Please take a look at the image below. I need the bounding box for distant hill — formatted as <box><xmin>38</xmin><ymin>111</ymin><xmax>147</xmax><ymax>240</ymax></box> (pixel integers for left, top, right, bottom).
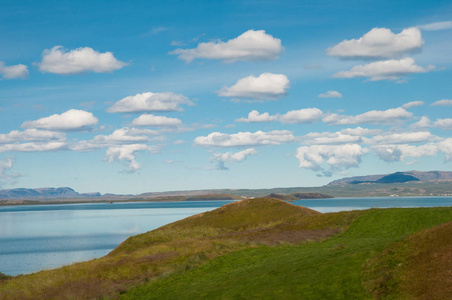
<box><xmin>0</xmin><ymin>187</ymin><xmax>101</xmax><ymax>199</ymax></box>
<box><xmin>266</xmin><ymin>192</ymin><xmax>334</xmax><ymax>201</ymax></box>
<box><xmin>328</xmin><ymin>171</ymin><xmax>452</xmax><ymax>185</ymax></box>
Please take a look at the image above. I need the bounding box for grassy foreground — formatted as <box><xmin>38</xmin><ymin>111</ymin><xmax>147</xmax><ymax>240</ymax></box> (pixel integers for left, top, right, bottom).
<box><xmin>0</xmin><ymin>198</ymin><xmax>451</xmax><ymax>299</ymax></box>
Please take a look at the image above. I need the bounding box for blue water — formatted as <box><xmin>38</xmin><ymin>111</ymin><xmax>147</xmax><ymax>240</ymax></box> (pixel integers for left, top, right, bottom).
<box><xmin>0</xmin><ymin>197</ymin><xmax>451</xmax><ymax>276</ymax></box>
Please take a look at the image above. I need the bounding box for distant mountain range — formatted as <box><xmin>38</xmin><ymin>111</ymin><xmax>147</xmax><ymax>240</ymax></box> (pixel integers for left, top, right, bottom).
<box><xmin>328</xmin><ymin>171</ymin><xmax>452</xmax><ymax>185</ymax></box>
<box><xmin>0</xmin><ymin>187</ymin><xmax>101</xmax><ymax>199</ymax></box>
<box><xmin>1</xmin><ymin>170</ymin><xmax>452</xmax><ymax>201</ymax></box>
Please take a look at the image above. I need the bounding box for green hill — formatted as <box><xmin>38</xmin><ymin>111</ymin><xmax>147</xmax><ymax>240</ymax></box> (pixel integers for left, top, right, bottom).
<box><xmin>1</xmin><ymin>198</ymin><xmax>451</xmax><ymax>299</ymax></box>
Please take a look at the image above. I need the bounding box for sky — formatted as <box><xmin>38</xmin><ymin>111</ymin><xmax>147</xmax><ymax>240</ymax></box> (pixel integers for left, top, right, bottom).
<box><xmin>0</xmin><ymin>0</ymin><xmax>452</xmax><ymax>194</ymax></box>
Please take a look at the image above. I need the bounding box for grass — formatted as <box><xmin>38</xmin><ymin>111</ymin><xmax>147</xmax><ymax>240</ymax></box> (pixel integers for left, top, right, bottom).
<box><xmin>122</xmin><ymin>207</ymin><xmax>452</xmax><ymax>299</ymax></box>
<box><xmin>1</xmin><ymin>198</ymin><xmax>451</xmax><ymax>299</ymax></box>
<box><xmin>363</xmin><ymin>221</ymin><xmax>452</xmax><ymax>299</ymax></box>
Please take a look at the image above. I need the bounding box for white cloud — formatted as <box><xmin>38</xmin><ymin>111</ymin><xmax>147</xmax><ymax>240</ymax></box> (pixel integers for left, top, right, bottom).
<box><xmin>296</xmin><ymin>144</ymin><xmax>366</xmax><ymax>176</ymax></box>
<box><xmin>170</xmin><ymin>30</ymin><xmax>282</xmax><ymax>62</ymax></box>
<box><xmin>0</xmin><ymin>129</ymin><xmax>65</xmax><ymax>144</ymax></box>
<box><xmin>433</xmin><ymin>118</ymin><xmax>452</xmax><ymax>130</ymax></box>
<box><xmin>373</xmin><ymin>144</ymin><xmax>439</xmax><ymax>162</ymax></box>
<box><xmin>108</xmin><ymin>92</ymin><xmax>193</xmax><ymax>113</ymax></box>
<box><xmin>318</xmin><ymin>91</ymin><xmax>342</xmax><ymax>98</ymax></box>
<box><xmin>365</xmin><ymin>131</ymin><xmax>439</xmax><ymax>145</ymax></box>
<box><xmin>212</xmin><ymin>148</ymin><xmax>258</xmax><ymax>162</ymax></box>
<box><xmin>22</xmin><ymin>109</ymin><xmax>98</xmax><ymax>131</ymax></box>
<box><xmin>105</xmin><ymin>144</ymin><xmax>160</xmax><ymax>173</ymax></box>
<box><xmin>70</xmin><ymin>127</ymin><xmax>159</xmax><ymax>151</ymax></box>
<box><xmin>0</xmin><ymin>142</ymin><xmax>67</xmax><ymax>153</ymax></box>
<box><xmin>280</xmin><ymin>108</ymin><xmax>323</xmax><ymax>124</ymax></box>
<box><xmin>402</xmin><ymin>101</ymin><xmax>424</xmax><ymax>109</ymax></box>
<box><xmin>211</xmin><ymin>148</ymin><xmax>257</xmax><ymax>170</ymax></box>
<box><xmin>131</xmin><ymin>114</ymin><xmax>182</xmax><ymax>126</ymax></box>
<box><xmin>373</xmin><ymin>146</ymin><xmax>403</xmax><ymax>162</ymax></box>
<box><xmin>38</xmin><ymin>46</ymin><xmax>127</xmax><ymax>75</ymax></box>
<box><xmin>333</xmin><ymin>58</ymin><xmax>434</xmax><ymax>81</ymax></box>
<box><xmin>327</xmin><ymin>27</ymin><xmax>423</xmax><ymax>59</ymax></box>
<box><xmin>411</xmin><ymin>116</ymin><xmax>431</xmax><ymax>129</ymax></box>
<box><xmin>431</xmin><ymin>99</ymin><xmax>452</xmax><ymax>106</ymax></box>
<box><xmin>339</xmin><ymin>127</ymin><xmax>382</xmax><ymax>136</ymax></box>
<box><xmin>0</xmin><ymin>62</ymin><xmax>29</xmax><ymax>79</ymax></box>
<box><xmin>418</xmin><ymin>21</ymin><xmax>452</xmax><ymax>31</ymax></box>
<box><xmin>300</xmin><ymin>132</ymin><xmax>362</xmax><ymax>145</ymax></box>
<box><xmin>93</xmin><ymin>128</ymin><xmax>154</xmax><ymax>144</ymax></box>
<box><xmin>235</xmin><ymin>110</ymin><xmax>278</xmax><ymax>123</ymax></box>
<box><xmin>217</xmin><ymin>73</ymin><xmax>289</xmax><ymax>101</ymax></box>
<box><xmin>194</xmin><ymin>130</ymin><xmax>295</xmax><ymax>148</ymax></box>
<box><xmin>323</xmin><ymin>107</ymin><xmax>412</xmax><ymax>125</ymax></box>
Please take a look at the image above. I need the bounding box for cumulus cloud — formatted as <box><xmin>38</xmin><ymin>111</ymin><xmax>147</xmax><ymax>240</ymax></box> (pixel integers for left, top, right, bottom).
<box><xmin>365</xmin><ymin>131</ymin><xmax>439</xmax><ymax>145</ymax></box>
<box><xmin>431</xmin><ymin>99</ymin><xmax>452</xmax><ymax>106</ymax></box>
<box><xmin>433</xmin><ymin>118</ymin><xmax>452</xmax><ymax>130</ymax></box>
<box><xmin>339</xmin><ymin>127</ymin><xmax>382</xmax><ymax>136</ymax></box>
<box><xmin>373</xmin><ymin>144</ymin><xmax>439</xmax><ymax>162</ymax></box>
<box><xmin>170</xmin><ymin>30</ymin><xmax>282</xmax><ymax>62</ymax></box>
<box><xmin>235</xmin><ymin>110</ymin><xmax>278</xmax><ymax>123</ymax></box>
<box><xmin>22</xmin><ymin>109</ymin><xmax>98</xmax><ymax>131</ymax></box>
<box><xmin>327</xmin><ymin>27</ymin><xmax>423</xmax><ymax>59</ymax></box>
<box><xmin>402</xmin><ymin>101</ymin><xmax>424</xmax><ymax>109</ymax></box>
<box><xmin>194</xmin><ymin>130</ymin><xmax>295</xmax><ymax>147</ymax></box>
<box><xmin>374</xmin><ymin>146</ymin><xmax>403</xmax><ymax>162</ymax></box>
<box><xmin>333</xmin><ymin>58</ymin><xmax>434</xmax><ymax>81</ymax></box>
<box><xmin>0</xmin><ymin>142</ymin><xmax>67</xmax><ymax>153</ymax></box>
<box><xmin>108</xmin><ymin>92</ymin><xmax>193</xmax><ymax>113</ymax></box>
<box><xmin>105</xmin><ymin>144</ymin><xmax>160</xmax><ymax>173</ymax></box>
<box><xmin>323</xmin><ymin>107</ymin><xmax>412</xmax><ymax>125</ymax></box>
<box><xmin>300</xmin><ymin>132</ymin><xmax>362</xmax><ymax>145</ymax></box>
<box><xmin>70</xmin><ymin>128</ymin><xmax>159</xmax><ymax>151</ymax></box>
<box><xmin>0</xmin><ymin>62</ymin><xmax>29</xmax><ymax>79</ymax></box>
<box><xmin>280</xmin><ymin>108</ymin><xmax>323</xmax><ymax>124</ymax></box>
<box><xmin>410</xmin><ymin>116</ymin><xmax>431</xmax><ymax>129</ymax></box>
<box><xmin>0</xmin><ymin>129</ymin><xmax>65</xmax><ymax>144</ymax></box>
<box><xmin>417</xmin><ymin>21</ymin><xmax>452</xmax><ymax>31</ymax></box>
<box><xmin>211</xmin><ymin>148</ymin><xmax>257</xmax><ymax>170</ymax></box>
<box><xmin>38</xmin><ymin>46</ymin><xmax>127</xmax><ymax>74</ymax></box>
<box><xmin>217</xmin><ymin>73</ymin><xmax>289</xmax><ymax>101</ymax></box>
<box><xmin>318</xmin><ymin>91</ymin><xmax>342</xmax><ymax>98</ymax></box>
<box><xmin>131</xmin><ymin>114</ymin><xmax>182</xmax><ymax>126</ymax></box>
<box><xmin>296</xmin><ymin>144</ymin><xmax>366</xmax><ymax>176</ymax></box>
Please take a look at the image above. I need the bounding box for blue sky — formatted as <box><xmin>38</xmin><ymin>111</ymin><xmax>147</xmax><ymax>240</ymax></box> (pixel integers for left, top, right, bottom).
<box><xmin>1</xmin><ymin>0</ymin><xmax>452</xmax><ymax>194</ymax></box>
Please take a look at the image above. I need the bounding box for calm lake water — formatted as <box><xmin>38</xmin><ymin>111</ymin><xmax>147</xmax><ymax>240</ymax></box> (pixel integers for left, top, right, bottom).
<box><xmin>1</xmin><ymin>197</ymin><xmax>451</xmax><ymax>276</ymax></box>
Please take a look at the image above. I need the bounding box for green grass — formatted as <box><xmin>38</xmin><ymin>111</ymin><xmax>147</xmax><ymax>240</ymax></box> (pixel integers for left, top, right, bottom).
<box><xmin>122</xmin><ymin>207</ymin><xmax>452</xmax><ymax>299</ymax></box>
<box><xmin>363</xmin><ymin>220</ymin><xmax>452</xmax><ymax>299</ymax></box>
<box><xmin>1</xmin><ymin>198</ymin><xmax>451</xmax><ymax>299</ymax></box>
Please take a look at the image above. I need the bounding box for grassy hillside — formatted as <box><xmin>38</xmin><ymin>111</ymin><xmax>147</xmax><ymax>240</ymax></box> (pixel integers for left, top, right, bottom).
<box><xmin>363</xmin><ymin>221</ymin><xmax>452</xmax><ymax>299</ymax></box>
<box><xmin>0</xmin><ymin>198</ymin><xmax>451</xmax><ymax>299</ymax></box>
<box><xmin>122</xmin><ymin>207</ymin><xmax>452</xmax><ymax>299</ymax></box>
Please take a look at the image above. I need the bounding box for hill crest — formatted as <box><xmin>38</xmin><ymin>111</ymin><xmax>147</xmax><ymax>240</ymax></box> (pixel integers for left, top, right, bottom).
<box><xmin>328</xmin><ymin>171</ymin><xmax>452</xmax><ymax>185</ymax></box>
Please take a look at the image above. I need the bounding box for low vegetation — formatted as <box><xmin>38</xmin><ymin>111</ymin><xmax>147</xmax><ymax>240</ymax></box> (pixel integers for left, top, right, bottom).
<box><xmin>363</xmin><ymin>221</ymin><xmax>452</xmax><ymax>299</ymax></box>
<box><xmin>0</xmin><ymin>198</ymin><xmax>451</xmax><ymax>299</ymax></box>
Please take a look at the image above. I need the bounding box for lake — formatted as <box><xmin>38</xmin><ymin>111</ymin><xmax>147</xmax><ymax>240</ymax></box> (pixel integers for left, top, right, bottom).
<box><xmin>1</xmin><ymin>197</ymin><xmax>451</xmax><ymax>276</ymax></box>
